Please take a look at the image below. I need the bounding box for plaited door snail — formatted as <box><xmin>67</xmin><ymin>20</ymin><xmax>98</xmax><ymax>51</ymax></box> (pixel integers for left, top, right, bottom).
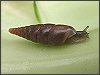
<box><xmin>9</xmin><ymin>23</ymin><xmax>89</xmax><ymax>45</ymax></box>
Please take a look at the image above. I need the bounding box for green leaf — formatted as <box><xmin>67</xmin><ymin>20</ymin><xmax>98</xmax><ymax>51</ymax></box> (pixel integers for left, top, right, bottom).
<box><xmin>37</xmin><ymin>1</ymin><xmax>99</xmax><ymax>30</ymax></box>
<box><xmin>1</xmin><ymin>1</ymin><xmax>99</xmax><ymax>74</ymax></box>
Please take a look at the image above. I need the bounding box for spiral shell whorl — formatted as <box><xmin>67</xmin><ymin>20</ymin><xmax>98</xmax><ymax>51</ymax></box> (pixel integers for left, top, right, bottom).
<box><xmin>9</xmin><ymin>24</ymin><xmax>55</xmax><ymax>43</ymax></box>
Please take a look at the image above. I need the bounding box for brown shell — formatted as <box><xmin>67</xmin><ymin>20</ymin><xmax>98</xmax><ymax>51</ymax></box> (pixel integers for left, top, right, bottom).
<box><xmin>9</xmin><ymin>24</ymin><xmax>76</xmax><ymax>45</ymax></box>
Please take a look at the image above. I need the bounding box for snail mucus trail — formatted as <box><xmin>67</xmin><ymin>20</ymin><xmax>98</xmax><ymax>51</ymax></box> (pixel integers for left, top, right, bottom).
<box><xmin>9</xmin><ymin>23</ymin><xmax>89</xmax><ymax>45</ymax></box>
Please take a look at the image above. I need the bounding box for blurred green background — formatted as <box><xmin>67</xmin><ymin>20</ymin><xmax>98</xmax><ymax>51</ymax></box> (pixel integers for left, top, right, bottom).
<box><xmin>1</xmin><ymin>1</ymin><xmax>99</xmax><ymax>74</ymax></box>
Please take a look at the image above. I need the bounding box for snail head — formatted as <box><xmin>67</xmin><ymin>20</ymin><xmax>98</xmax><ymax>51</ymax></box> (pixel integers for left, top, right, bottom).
<box><xmin>76</xmin><ymin>26</ymin><xmax>89</xmax><ymax>38</ymax></box>
<box><xmin>67</xmin><ymin>26</ymin><xmax>89</xmax><ymax>43</ymax></box>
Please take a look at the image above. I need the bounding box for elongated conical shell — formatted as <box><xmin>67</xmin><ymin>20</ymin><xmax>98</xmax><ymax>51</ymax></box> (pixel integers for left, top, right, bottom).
<box><xmin>9</xmin><ymin>24</ymin><xmax>76</xmax><ymax>45</ymax></box>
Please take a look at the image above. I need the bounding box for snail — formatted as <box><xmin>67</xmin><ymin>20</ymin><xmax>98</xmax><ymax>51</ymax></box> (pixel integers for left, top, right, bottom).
<box><xmin>9</xmin><ymin>23</ymin><xmax>89</xmax><ymax>45</ymax></box>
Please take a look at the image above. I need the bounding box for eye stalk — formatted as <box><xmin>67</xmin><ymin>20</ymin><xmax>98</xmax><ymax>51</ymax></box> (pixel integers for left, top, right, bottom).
<box><xmin>83</xmin><ymin>26</ymin><xmax>89</xmax><ymax>32</ymax></box>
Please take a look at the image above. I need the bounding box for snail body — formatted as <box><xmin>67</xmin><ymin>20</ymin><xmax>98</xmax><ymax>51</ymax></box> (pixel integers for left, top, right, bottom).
<box><xmin>9</xmin><ymin>23</ymin><xmax>89</xmax><ymax>45</ymax></box>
